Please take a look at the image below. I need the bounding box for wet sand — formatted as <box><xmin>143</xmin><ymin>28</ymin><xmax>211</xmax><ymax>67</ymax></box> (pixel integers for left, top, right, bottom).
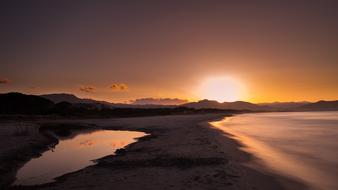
<box><xmin>0</xmin><ymin>114</ymin><xmax>306</xmax><ymax>190</ymax></box>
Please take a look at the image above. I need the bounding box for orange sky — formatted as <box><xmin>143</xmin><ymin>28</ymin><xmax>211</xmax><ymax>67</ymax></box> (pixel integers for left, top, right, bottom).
<box><xmin>0</xmin><ymin>1</ymin><xmax>337</xmax><ymax>103</ymax></box>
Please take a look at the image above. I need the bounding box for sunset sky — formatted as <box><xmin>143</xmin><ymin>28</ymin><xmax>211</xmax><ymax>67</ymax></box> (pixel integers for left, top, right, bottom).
<box><xmin>1</xmin><ymin>1</ymin><xmax>337</xmax><ymax>103</ymax></box>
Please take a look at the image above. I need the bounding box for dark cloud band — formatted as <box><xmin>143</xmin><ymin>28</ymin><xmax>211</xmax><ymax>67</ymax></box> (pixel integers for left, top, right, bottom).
<box><xmin>110</xmin><ymin>83</ymin><xmax>128</xmax><ymax>91</ymax></box>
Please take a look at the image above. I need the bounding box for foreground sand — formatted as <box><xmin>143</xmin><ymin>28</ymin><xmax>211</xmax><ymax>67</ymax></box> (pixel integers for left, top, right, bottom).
<box><xmin>0</xmin><ymin>114</ymin><xmax>306</xmax><ymax>190</ymax></box>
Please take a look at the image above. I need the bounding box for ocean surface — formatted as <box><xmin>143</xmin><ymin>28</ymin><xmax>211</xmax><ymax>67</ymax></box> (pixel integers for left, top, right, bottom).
<box><xmin>14</xmin><ymin>130</ymin><xmax>146</xmax><ymax>186</ymax></box>
<box><xmin>212</xmin><ymin>111</ymin><xmax>338</xmax><ymax>190</ymax></box>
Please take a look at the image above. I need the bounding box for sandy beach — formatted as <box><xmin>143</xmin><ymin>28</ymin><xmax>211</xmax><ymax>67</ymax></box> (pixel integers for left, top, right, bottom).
<box><xmin>1</xmin><ymin>114</ymin><xmax>306</xmax><ymax>190</ymax></box>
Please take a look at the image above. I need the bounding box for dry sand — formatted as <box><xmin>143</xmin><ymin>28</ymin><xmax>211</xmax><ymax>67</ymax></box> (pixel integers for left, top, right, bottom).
<box><xmin>0</xmin><ymin>114</ymin><xmax>307</xmax><ymax>190</ymax></box>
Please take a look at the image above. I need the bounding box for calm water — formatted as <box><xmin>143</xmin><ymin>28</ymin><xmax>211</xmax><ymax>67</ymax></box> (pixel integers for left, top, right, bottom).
<box><xmin>14</xmin><ymin>130</ymin><xmax>146</xmax><ymax>185</ymax></box>
<box><xmin>212</xmin><ymin>112</ymin><xmax>338</xmax><ymax>190</ymax></box>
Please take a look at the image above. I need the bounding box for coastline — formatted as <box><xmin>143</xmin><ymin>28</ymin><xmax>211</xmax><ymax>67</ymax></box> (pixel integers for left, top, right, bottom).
<box><xmin>1</xmin><ymin>114</ymin><xmax>306</xmax><ymax>190</ymax></box>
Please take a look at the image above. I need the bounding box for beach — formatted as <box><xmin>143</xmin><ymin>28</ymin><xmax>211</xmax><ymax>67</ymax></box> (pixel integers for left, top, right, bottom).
<box><xmin>1</xmin><ymin>114</ymin><xmax>305</xmax><ymax>190</ymax></box>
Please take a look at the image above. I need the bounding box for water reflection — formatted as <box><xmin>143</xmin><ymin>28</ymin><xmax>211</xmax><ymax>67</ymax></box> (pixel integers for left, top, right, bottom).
<box><xmin>212</xmin><ymin>111</ymin><xmax>338</xmax><ymax>190</ymax></box>
<box><xmin>14</xmin><ymin>130</ymin><xmax>146</xmax><ymax>186</ymax></box>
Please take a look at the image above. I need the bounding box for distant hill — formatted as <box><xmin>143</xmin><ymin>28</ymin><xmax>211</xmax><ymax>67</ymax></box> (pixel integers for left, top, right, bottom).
<box><xmin>40</xmin><ymin>93</ymin><xmax>176</xmax><ymax>109</ymax></box>
<box><xmin>182</xmin><ymin>99</ymin><xmax>270</xmax><ymax>111</ymax></box>
<box><xmin>0</xmin><ymin>92</ymin><xmax>54</xmax><ymax>114</ymax></box>
<box><xmin>41</xmin><ymin>93</ymin><xmax>105</xmax><ymax>104</ymax></box>
<box><xmin>296</xmin><ymin>100</ymin><xmax>338</xmax><ymax>111</ymax></box>
<box><xmin>0</xmin><ymin>92</ymin><xmax>236</xmax><ymax>117</ymax></box>
<box><xmin>258</xmin><ymin>102</ymin><xmax>310</xmax><ymax>110</ymax></box>
<box><xmin>3</xmin><ymin>92</ymin><xmax>336</xmax><ymax>113</ymax></box>
<box><xmin>131</xmin><ymin>98</ymin><xmax>188</xmax><ymax>105</ymax></box>
<box><xmin>40</xmin><ymin>93</ymin><xmax>124</xmax><ymax>109</ymax></box>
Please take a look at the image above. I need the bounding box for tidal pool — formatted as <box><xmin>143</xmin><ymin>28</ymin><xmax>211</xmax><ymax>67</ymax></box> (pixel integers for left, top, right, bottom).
<box><xmin>14</xmin><ymin>130</ymin><xmax>146</xmax><ymax>186</ymax></box>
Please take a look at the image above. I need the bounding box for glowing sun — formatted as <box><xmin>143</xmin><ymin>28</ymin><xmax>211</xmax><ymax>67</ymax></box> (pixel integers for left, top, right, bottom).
<box><xmin>198</xmin><ymin>76</ymin><xmax>246</xmax><ymax>102</ymax></box>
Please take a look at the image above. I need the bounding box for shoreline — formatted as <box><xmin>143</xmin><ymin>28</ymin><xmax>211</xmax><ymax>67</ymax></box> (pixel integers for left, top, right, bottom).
<box><xmin>207</xmin><ymin>120</ymin><xmax>309</xmax><ymax>190</ymax></box>
<box><xmin>1</xmin><ymin>114</ymin><xmax>307</xmax><ymax>190</ymax></box>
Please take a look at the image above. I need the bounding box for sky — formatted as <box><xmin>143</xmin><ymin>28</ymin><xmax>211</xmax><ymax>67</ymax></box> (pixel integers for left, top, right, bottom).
<box><xmin>0</xmin><ymin>0</ymin><xmax>338</xmax><ymax>103</ymax></box>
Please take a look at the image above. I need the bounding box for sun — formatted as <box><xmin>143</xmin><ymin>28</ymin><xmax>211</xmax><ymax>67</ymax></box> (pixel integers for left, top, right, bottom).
<box><xmin>197</xmin><ymin>76</ymin><xmax>246</xmax><ymax>102</ymax></box>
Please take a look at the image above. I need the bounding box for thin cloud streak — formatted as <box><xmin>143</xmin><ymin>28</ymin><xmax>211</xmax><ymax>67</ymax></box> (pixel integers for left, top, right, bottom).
<box><xmin>0</xmin><ymin>78</ymin><xmax>10</xmax><ymax>84</ymax></box>
<box><xmin>79</xmin><ymin>86</ymin><xmax>95</xmax><ymax>93</ymax></box>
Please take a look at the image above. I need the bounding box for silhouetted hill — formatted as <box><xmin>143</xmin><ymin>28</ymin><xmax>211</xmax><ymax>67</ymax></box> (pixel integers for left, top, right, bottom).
<box><xmin>41</xmin><ymin>93</ymin><xmax>103</xmax><ymax>104</ymax></box>
<box><xmin>183</xmin><ymin>99</ymin><xmax>270</xmax><ymax>111</ymax></box>
<box><xmin>41</xmin><ymin>93</ymin><xmax>122</xmax><ymax>109</ymax></box>
<box><xmin>296</xmin><ymin>100</ymin><xmax>338</xmax><ymax>111</ymax></box>
<box><xmin>0</xmin><ymin>92</ymin><xmax>236</xmax><ymax>117</ymax></box>
<box><xmin>258</xmin><ymin>102</ymin><xmax>310</xmax><ymax>110</ymax></box>
<box><xmin>131</xmin><ymin>98</ymin><xmax>188</xmax><ymax>105</ymax></box>
<box><xmin>0</xmin><ymin>92</ymin><xmax>54</xmax><ymax>114</ymax></box>
<box><xmin>3</xmin><ymin>92</ymin><xmax>337</xmax><ymax>115</ymax></box>
<box><xmin>40</xmin><ymin>93</ymin><xmax>172</xmax><ymax>109</ymax></box>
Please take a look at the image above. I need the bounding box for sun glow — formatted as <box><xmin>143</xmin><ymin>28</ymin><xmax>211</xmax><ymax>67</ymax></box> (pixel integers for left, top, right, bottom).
<box><xmin>198</xmin><ymin>76</ymin><xmax>247</xmax><ymax>102</ymax></box>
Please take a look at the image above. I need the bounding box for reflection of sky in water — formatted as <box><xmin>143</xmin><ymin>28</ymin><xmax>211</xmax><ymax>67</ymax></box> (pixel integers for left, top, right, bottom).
<box><xmin>15</xmin><ymin>130</ymin><xmax>146</xmax><ymax>186</ymax></box>
<box><xmin>212</xmin><ymin>111</ymin><xmax>338</xmax><ymax>190</ymax></box>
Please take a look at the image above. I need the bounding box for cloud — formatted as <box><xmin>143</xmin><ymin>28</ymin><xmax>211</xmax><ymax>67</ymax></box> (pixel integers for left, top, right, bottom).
<box><xmin>79</xmin><ymin>86</ymin><xmax>95</xmax><ymax>93</ymax></box>
<box><xmin>131</xmin><ymin>98</ymin><xmax>188</xmax><ymax>105</ymax></box>
<box><xmin>0</xmin><ymin>78</ymin><xmax>10</xmax><ymax>84</ymax></box>
<box><xmin>110</xmin><ymin>83</ymin><xmax>128</xmax><ymax>91</ymax></box>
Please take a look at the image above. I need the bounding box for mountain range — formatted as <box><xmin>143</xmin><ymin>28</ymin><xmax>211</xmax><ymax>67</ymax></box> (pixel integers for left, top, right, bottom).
<box><xmin>183</xmin><ymin>99</ymin><xmax>270</xmax><ymax>111</ymax></box>
<box><xmin>39</xmin><ymin>93</ymin><xmax>338</xmax><ymax>111</ymax></box>
<box><xmin>40</xmin><ymin>93</ymin><xmax>176</xmax><ymax>109</ymax></box>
